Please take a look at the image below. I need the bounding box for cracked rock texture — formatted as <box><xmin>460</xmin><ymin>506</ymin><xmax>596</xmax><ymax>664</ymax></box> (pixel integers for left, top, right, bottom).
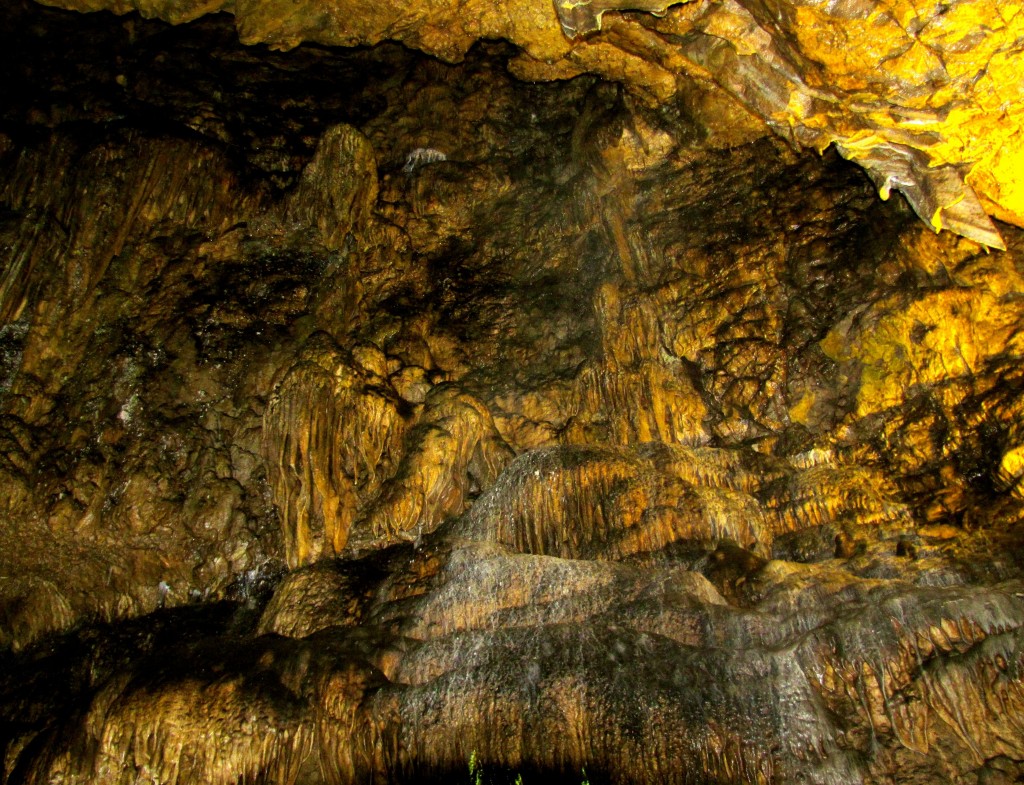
<box><xmin>2</xmin><ymin>2</ymin><xmax>1024</xmax><ymax>784</ymax></box>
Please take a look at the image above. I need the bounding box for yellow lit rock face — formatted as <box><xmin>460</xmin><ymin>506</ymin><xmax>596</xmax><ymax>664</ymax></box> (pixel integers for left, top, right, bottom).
<box><xmin>768</xmin><ymin>0</ymin><xmax>1024</xmax><ymax>249</ymax></box>
<box><xmin>35</xmin><ymin>0</ymin><xmax>1024</xmax><ymax>247</ymax></box>
<box><xmin>6</xmin><ymin>5</ymin><xmax>1024</xmax><ymax>783</ymax></box>
<box><xmin>819</xmin><ymin>231</ymin><xmax>1024</xmax><ymax>419</ymax></box>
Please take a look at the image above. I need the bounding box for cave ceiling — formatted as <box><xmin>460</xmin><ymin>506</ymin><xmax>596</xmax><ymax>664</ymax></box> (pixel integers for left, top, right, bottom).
<box><xmin>3</xmin><ymin>0</ymin><xmax>1024</xmax><ymax>784</ymax></box>
<box><xmin>36</xmin><ymin>0</ymin><xmax>1024</xmax><ymax>249</ymax></box>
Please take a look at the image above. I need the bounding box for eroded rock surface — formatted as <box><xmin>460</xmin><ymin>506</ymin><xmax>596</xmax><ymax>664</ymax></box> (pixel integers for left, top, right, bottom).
<box><xmin>2</xmin><ymin>2</ymin><xmax>1024</xmax><ymax>784</ymax></box>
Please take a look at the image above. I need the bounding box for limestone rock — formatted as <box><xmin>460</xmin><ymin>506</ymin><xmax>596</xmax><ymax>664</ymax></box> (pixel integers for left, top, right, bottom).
<box><xmin>2</xmin><ymin>4</ymin><xmax>1024</xmax><ymax>784</ymax></box>
<box><xmin>273</xmin><ymin>123</ymin><xmax>378</xmax><ymax>251</ymax></box>
<box><xmin>32</xmin><ymin>0</ymin><xmax>1024</xmax><ymax>245</ymax></box>
<box><xmin>0</xmin><ymin>577</ymin><xmax>73</xmax><ymax>651</ymax></box>
<box><xmin>263</xmin><ymin>332</ymin><xmax>406</xmax><ymax>566</ymax></box>
<box><xmin>354</xmin><ymin>385</ymin><xmax>514</xmax><ymax>547</ymax></box>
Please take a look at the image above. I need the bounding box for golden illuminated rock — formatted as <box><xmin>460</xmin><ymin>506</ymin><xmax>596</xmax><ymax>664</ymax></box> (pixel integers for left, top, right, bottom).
<box><xmin>0</xmin><ymin>576</ymin><xmax>73</xmax><ymax>651</ymax></box>
<box><xmin>263</xmin><ymin>331</ymin><xmax>407</xmax><ymax>566</ymax></box>
<box><xmin>3</xmin><ymin>4</ymin><xmax>1024</xmax><ymax>784</ymax></box>
<box><xmin>32</xmin><ymin>0</ymin><xmax>1024</xmax><ymax>246</ymax></box>
<box><xmin>272</xmin><ymin>123</ymin><xmax>379</xmax><ymax>252</ymax></box>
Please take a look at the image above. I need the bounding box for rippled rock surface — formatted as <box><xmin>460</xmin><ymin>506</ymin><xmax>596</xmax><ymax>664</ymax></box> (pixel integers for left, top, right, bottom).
<box><xmin>2</xmin><ymin>2</ymin><xmax>1024</xmax><ymax>783</ymax></box>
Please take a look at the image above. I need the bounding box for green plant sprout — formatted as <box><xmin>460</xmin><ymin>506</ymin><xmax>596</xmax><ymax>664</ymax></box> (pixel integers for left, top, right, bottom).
<box><xmin>466</xmin><ymin>753</ymin><xmax>589</xmax><ymax>785</ymax></box>
<box><xmin>468</xmin><ymin>751</ymin><xmax>483</xmax><ymax>785</ymax></box>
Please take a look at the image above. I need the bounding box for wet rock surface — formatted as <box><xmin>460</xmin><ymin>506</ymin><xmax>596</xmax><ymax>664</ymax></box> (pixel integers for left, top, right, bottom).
<box><xmin>3</xmin><ymin>2</ymin><xmax>1024</xmax><ymax>783</ymax></box>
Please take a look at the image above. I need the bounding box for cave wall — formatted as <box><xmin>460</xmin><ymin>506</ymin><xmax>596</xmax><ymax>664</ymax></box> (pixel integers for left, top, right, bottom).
<box><xmin>3</xmin><ymin>2</ymin><xmax>1024</xmax><ymax>784</ymax></box>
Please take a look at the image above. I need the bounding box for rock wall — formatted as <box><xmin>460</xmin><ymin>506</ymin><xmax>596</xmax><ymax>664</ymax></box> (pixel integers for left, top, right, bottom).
<box><xmin>2</xmin><ymin>3</ymin><xmax>1024</xmax><ymax>784</ymax></box>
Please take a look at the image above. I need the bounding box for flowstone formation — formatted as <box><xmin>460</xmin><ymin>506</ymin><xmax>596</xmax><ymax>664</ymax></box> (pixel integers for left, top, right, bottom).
<box><xmin>3</xmin><ymin>2</ymin><xmax>1024</xmax><ymax>784</ymax></box>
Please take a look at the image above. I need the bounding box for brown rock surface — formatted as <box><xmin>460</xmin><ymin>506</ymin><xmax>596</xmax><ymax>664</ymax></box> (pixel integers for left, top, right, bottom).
<box><xmin>2</xmin><ymin>2</ymin><xmax>1024</xmax><ymax>784</ymax></box>
<box><xmin>31</xmin><ymin>0</ymin><xmax>1024</xmax><ymax>248</ymax></box>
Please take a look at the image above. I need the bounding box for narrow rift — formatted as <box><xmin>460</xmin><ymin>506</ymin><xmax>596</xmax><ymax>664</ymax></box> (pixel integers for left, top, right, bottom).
<box><xmin>2</xmin><ymin>2</ymin><xmax>1024</xmax><ymax>785</ymax></box>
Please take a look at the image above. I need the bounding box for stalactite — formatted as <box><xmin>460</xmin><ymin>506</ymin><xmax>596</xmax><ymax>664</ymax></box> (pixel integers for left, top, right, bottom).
<box><xmin>356</xmin><ymin>385</ymin><xmax>513</xmax><ymax>545</ymax></box>
<box><xmin>263</xmin><ymin>332</ymin><xmax>406</xmax><ymax>566</ymax></box>
<box><xmin>4</xmin><ymin>7</ymin><xmax>1024</xmax><ymax>783</ymax></box>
